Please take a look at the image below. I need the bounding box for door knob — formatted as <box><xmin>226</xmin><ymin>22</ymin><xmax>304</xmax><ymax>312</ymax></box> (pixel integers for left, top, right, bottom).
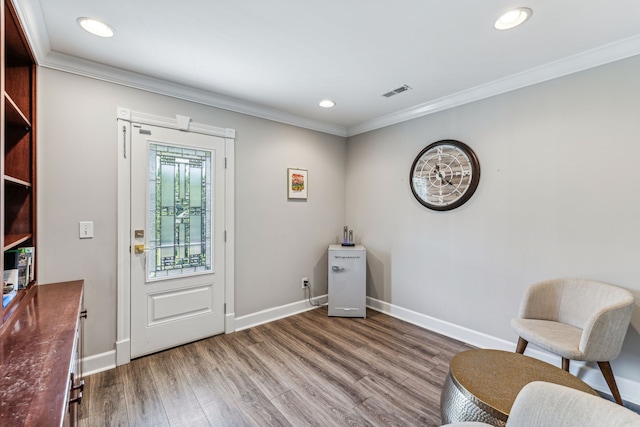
<box><xmin>134</xmin><ymin>244</ymin><xmax>146</xmax><ymax>254</ymax></box>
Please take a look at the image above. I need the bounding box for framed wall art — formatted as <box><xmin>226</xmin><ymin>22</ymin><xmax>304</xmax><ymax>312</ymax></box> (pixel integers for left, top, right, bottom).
<box><xmin>287</xmin><ymin>168</ymin><xmax>308</xmax><ymax>200</ymax></box>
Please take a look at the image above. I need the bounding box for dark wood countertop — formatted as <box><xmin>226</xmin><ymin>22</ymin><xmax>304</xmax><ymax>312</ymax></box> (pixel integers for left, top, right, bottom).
<box><xmin>0</xmin><ymin>280</ymin><xmax>84</xmax><ymax>427</ymax></box>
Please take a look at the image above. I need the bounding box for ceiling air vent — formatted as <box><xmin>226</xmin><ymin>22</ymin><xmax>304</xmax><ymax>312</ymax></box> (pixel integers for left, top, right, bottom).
<box><xmin>382</xmin><ymin>84</ymin><xmax>412</xmax><ymax>98</ymax></box>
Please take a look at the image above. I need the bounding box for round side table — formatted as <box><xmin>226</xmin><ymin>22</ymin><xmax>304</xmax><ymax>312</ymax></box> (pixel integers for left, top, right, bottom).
<box><xmin>440</xmin><ymin>349</ymin><xmax>598</xmax><ymax>426</ymax></box>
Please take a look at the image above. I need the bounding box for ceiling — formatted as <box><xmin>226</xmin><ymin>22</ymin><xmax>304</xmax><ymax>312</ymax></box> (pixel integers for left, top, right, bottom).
<box><xmin>13</xmin><ymin>0</ymin><xmax>640</xmax><ymax>137</ymax></box>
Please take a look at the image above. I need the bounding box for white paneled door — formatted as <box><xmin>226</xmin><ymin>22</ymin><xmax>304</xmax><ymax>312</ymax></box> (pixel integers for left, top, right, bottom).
<box><xmin>130</xmin><ymin>123</ymin><xmax>225</xmax><ymax>358</ymax></box>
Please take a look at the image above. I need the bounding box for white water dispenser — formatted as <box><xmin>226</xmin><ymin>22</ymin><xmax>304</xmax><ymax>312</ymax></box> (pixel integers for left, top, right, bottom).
<box><xmin>328</xmin><ymin>244</ymin><xmax>366</xmax><ymax>318</ymax></box>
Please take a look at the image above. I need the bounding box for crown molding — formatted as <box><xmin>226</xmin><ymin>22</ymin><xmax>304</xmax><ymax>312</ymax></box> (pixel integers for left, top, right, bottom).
<box><xmin>347</xmin><ymin>34</ymin><xmax>640</xmax><ymax>137</ymax></box>
<box><xmin>13</xmin><ymin>0</ymin><xmax>640</xmax><ymax>139</ymax></box>
<box><xmin>10</xmin><ymin>0</ymin><xmax>50</xmax><ymax>60</ymax></box>
<box><xmin>12</xmin><ymin>0</ymin><xmax>348</xmax><ymax>137</ymax></box>
<box><xmin>39</xmin><ymin>39</ymin><xmax>640</xmax><ymax>139</ymax></box>
<box><xmin>41</xmin><ymin>52</ymin><xmax>349</xmax><ymax>137</ymax></box>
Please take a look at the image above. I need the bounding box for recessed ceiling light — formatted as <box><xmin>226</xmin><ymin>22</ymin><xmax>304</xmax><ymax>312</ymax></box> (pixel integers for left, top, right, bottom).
<box><xmin>319</xmin><ymin>100</ymin><xmax>336</xmax><ymax>108</ymax></box>
<box><xmin>494</xmin><ymin>7</ymin><xmax>532</xmax><ymax>30</ymax></box>
<box><xmin>77</xmin><ymin>17</ymin><xmax>115</xmax><ymax>38</ymax></box>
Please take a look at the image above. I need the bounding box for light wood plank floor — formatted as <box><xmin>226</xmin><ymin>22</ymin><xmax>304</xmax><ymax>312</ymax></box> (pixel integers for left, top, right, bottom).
<box><xmin>79</xmin><ymin>307</ymin><xmax>474</xmax><ymax>426</ymax></box>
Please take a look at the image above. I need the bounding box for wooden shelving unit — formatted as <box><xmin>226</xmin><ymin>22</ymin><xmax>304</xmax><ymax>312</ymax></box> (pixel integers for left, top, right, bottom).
<box><xmin>1</xmin><ymin>0</ymin><xmax>37</xmax><ymax>327</ymax></box>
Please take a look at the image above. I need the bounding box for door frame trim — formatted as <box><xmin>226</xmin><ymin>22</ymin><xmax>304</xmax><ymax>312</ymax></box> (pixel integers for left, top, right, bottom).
<box><xmin>115</xmin><ymin>107</ymin><xmax>235</xmax><ymax>365</ymax></box>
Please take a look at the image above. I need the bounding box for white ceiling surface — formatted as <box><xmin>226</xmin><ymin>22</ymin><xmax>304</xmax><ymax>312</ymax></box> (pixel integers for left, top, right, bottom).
<box><xmin>13</xmin><ymin>0</ymin><xmax>640</xmax><ymax>137</ymax></box>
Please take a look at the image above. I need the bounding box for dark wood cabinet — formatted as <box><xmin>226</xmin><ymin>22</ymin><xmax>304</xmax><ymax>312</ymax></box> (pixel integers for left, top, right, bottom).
<box><xmin>1</xmin><ymin>0</ymin><xmax>37</xmax><ymax>325</ymax></box>
<box><xmin>0</xmin><ymin>281</ymin><xmax>85</xmax><ymax>427</ymax></box>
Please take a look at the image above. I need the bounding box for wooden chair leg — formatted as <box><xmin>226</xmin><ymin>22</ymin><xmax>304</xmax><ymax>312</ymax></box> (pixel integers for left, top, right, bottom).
<box><xmin>598</xmin><ymin>361</ymin><xmax>623</xmax><ymax>405</ymax></box>
<box><xmin>515</xmin><ymin>337</ymin><xmax>528</xmax><ymax>354</ymax></box>
<box><xmin>562</xmin><ymin>358</ymin><xmax>570</xmax><ymax>372</ymax></box>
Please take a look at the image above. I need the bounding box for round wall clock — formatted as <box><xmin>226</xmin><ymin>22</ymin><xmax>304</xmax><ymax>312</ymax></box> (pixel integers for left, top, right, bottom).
<box><xmin>410</xmin><ymin>139</ymin><xmax>480</xmax><ymax>211</ymax></box>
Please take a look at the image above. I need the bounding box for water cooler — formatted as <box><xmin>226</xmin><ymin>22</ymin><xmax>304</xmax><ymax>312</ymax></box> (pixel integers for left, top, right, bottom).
<box><xmin>328</xmin><ymin>244</ymin><xmax>366</xmax><ymax>318</ymax></box>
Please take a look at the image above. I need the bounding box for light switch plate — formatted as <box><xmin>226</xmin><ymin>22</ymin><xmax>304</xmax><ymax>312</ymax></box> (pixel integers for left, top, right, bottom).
<box><xmin>79</xmin><ymin>221</ymin><xmax>94</xmax><ymax>239</ymax></box>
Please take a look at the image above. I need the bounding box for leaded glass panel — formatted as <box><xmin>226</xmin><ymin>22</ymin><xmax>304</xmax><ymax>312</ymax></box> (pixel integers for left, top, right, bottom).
<box><xmin>147</xmin><ymin>143</ymin><xmax>212</xmax><ymax>280</ymax></box>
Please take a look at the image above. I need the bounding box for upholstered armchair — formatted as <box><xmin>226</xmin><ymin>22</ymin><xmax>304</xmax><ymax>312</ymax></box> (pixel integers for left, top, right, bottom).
<box><xmin>440</xmin><ymin>381</ymin><xmax>640</xmax><ymax>427</ymax></box>
<box><xmin>510</xmin><ymin>278</ymin><xmax>635</xmax><ymax>405</ymax></box>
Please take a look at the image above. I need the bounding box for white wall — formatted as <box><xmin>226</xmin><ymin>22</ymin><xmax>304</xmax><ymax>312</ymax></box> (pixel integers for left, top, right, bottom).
<box><xmin>346</xmin><ymin>54</ymin><xmax>640</xmax><ymax>401</ymax></box>
<box><xmin>37</xmin><ymin>68</ymin><xmax>346</xmax><ymax>359</ymax></box>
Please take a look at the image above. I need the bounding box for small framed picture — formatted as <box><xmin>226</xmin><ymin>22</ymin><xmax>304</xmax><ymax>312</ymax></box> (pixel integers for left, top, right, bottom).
<box><xmin>287</xmin><ymin>168</ymin><xmax>308</xmax><ymax>200</ymax></box>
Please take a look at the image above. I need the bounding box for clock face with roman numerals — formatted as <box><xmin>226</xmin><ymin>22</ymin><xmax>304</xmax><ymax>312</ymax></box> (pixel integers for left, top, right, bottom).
<box><xmin>410</xmin><ymin>140</ymin><xmax>480</xmax><ymax>211</ymax></box>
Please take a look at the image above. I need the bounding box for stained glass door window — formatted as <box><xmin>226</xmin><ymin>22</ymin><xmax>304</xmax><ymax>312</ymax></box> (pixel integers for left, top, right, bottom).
<box><xmin>147</xmin><ymin>143</ymin><xmax>213</xmax><ymax>280</ymax></box>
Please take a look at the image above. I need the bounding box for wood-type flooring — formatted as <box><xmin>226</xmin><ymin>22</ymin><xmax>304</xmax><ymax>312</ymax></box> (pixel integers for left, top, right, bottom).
<box><xmin>79</xmin><ymin>307</ymin><xmax>473</xmax><ymax>426</ymax></box>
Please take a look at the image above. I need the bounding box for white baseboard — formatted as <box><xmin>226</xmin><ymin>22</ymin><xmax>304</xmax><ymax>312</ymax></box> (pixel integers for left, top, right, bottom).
<box><xmin>234</xmin><ymin>294</ymin><xmax>328</xmax><ymax>331</ymax></box>
<box><xmin>366</xmin><ymin>296</ymin><xmax>640</xmax><ymax>406</ymax></box>
<box><xmin>86</xmin><ymin>296</ymin><xmax>327</xmax><ymax>375</ymax></box>
<box><xmin>115</xmin><ymin>338</ymin><xmax>130</xmax><ymax>367</ymax></box>
<box><xmin>365</xmin><ymin>296</ymin><xmax>514</xmax><ymax>350</ymax></box>
<box><xmin>87</xmin><ymin>295</ymin><xmax>639</xmax><ymax>405</ymax></box>
<box><xmin>82</xmin><ymin>350</ymin><xmax>116</xmax><ymax>376</ymax></box>
<box><xmin>225</xmin><ymin>312</ymin><xmax>236</xmax><ymax>334</ymax></box>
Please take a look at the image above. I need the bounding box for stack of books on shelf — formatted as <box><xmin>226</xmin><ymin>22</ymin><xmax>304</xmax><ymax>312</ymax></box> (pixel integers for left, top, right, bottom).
<box><xmin>3</xmin><ymin>247</ymin><xmax>35</xmax><ymax>308</ymax></box>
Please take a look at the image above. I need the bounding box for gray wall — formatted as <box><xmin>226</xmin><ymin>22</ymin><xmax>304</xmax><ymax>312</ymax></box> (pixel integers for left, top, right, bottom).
<box><xmin>346</xmin><ymin>55</ymin><xmax>640</xmax><ymax>390</ymax></box>
<box><xmin>36</xmin><ymin>54</ymin><xmax>640</xmax><ymax>400</ymax></box>
<box><xmin>37</xmin><ymin>68</ymin><xmax>346</xmax><ymax>358</ymax></box>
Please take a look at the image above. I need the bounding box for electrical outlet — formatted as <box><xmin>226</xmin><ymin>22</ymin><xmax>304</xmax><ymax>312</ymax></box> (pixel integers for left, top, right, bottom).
<box><xmin>301</xmin><ymin>277</ymin><xmax>308</xmax><ymax>289</ymax></box>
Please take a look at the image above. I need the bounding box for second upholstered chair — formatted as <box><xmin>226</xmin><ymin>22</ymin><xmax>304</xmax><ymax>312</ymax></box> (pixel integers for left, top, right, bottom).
<box><xmin>510</xmin><ymin>278</ymin><xmax>635</xmax><ymax>405</ymax></box>
<box><xmin>440</xmin><ymin>381</ymin><xmax>640</xmax><ymax>427</ymax></box>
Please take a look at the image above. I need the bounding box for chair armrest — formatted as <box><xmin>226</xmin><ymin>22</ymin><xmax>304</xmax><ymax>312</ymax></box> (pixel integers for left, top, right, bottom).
<box><xmin>580</xmin><ymin>299</ymin><xmax>635</xmax><ymax>360</ymax></box>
